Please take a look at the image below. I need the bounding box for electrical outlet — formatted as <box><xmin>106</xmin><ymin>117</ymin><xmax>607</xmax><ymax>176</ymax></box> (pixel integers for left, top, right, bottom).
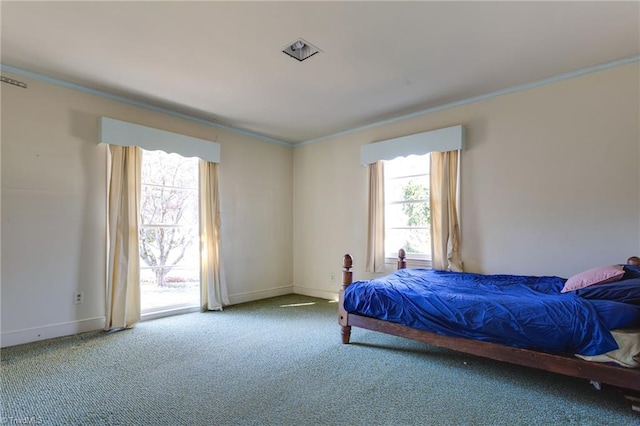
<box><xmin>330</xmin><ymin>273</ymin><xmax>335</xmax><ymax>283</ymax></box>
<box><xmin>73</xmin><ymin>291</ymin><xmax>84</xmax><ymax>305</ymax></box>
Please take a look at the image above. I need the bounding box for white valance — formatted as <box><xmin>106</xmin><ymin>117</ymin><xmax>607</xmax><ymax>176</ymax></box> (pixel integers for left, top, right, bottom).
<box><xmin>360</xmin><ymin>125</ymin><xmax>463</xmax><ymax>165</ymax></box>
<box><xmin>99</xmin><ymin>117</ymin><xmax>220</xmax><ymax>163</ymax></box>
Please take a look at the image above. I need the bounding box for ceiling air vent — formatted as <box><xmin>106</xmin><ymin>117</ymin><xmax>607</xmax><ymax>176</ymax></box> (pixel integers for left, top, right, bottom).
<box><xmin>282</xmin><ymin>39</ymin><xmax>321</xmax><ymax>62</ymax></box>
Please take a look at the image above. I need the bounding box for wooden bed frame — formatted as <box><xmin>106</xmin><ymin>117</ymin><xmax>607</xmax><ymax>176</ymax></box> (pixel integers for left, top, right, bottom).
<box><xmin>338</xmin><ymin>252</ymin><xmax>640</xmax><ymax>395</ymax></box>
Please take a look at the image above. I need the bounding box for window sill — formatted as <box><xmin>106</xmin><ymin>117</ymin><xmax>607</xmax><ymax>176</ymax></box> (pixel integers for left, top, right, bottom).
<box><xmin>385</xmin><ymin>257</ymin><xmax>432</xmax><ymax>269</ymax></box>
<box><xmin>141</xmin><ymin>305</ymin><xmax>200</xmax><ymax>322</ymax></box>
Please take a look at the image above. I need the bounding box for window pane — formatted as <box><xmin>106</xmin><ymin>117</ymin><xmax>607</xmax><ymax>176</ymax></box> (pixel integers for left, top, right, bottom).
<box><xmin>140</xmin><ymin>267</ymin><xmax>199</xmax><ymax>285</ymax></box>
<box><xmin>386</xmin><ymin>176</ymin><xmax>429</xmax><ymax>202</ymax></box>
<box><xmin>140</xmin><ymin>186</ymin><xmax>198</xmax><ymax>226</ymax></box>
<box><xmin>141</xmin><ymin>151</ymin><xmax>198</xmax><ymax>189</ymax></box>
<box><xmin>384</xmin><ymin>154</ymin><xmax>429</xmax><ymax>178</ymax></box>
<box><xmin>139</xmin><ymin>227</ymin><xmax>199</xmax><ymax>269</ymax></box>
<box><xmin>140</xmin><ymin>267</ymin><xmax>199</xmax><ymax>312</ymax></box>
<box><xmin>386</xmin><ymin>228</ymin><xmax>431</xmax><ymax>257</ymax></box>
<box><xmin>385</xmin><ymin>201</ymin><xmax>430</xmax><ymax>228</ymax></box>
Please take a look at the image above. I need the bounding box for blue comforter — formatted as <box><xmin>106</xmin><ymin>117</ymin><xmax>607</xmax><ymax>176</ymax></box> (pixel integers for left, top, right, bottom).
<box><xmin>343</xmin><ymin>268</ymin><xmax>619</xmax><ymax>356</ymax></box>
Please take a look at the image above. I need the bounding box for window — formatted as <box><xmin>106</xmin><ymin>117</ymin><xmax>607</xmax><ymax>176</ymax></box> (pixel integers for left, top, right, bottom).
<box><xmin>139</xmin><ymin>150</ymin><xmax>200</xmax><ymax>313</ymax></box>
<box><xmin>383</xmin><ymin>154</ymin><xmax>431</xmax><ymax>262</ymax></box>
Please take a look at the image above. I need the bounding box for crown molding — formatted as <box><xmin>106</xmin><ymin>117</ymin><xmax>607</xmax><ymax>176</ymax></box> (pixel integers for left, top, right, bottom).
<box><xmin>297</xmin><ymin>54</ymin><xmax>640</xmax><ymax>147</ymax></box>
<box><xmin>0</xmin><ymin>63</ymin><xmax>294</xmax><ymax>147</ymax></box>
<box><xmin>3</xmin><ymin>55</ymin><xmax>638</xmax><ymax>149</ymax></box>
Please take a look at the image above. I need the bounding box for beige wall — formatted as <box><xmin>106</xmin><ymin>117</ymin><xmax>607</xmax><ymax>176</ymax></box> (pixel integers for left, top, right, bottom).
<box><xmin>1</xmin><ymin>73</ymin><xmax>293</xmax><ymax>346</ymax></box>
<box><xmin>2</xmin><ymin>62</ymin><xmax>638</xmax><ymax>346</ymax></box>
<box><xmin>293</xmin><ymin>63</ymin><xmax>640</xmax><ymax>297</ymax></box>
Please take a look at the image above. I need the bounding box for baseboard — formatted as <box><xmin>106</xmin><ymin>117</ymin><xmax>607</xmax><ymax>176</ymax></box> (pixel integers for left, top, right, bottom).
<box><xmin>1</xmin><ymin>287</ymin><xmax>333</xmax><ymax>347</ymax></box>
<box><xmin>292</xmin><ymin>285</ymin><xmax>338</xmax><ymax>301</ymax></box>
<box><xmin>228</xmin><ymin>285</ymin><xmax>294</xmax><ymax>305</ymax></box>
<box><xmin>1</xmin><ymin>317</ymin><xmax>106</xmax><ymax>348</ymax></box>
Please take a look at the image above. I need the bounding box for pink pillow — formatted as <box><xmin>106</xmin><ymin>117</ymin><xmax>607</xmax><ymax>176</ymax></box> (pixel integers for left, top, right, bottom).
<box><xmin>561</xmin><ymin>265</ymin><xmax>625</xmax><ymax>293</ymax></box>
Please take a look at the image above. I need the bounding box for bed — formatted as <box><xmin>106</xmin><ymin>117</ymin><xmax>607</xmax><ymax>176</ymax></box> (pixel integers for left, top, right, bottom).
<box><xmin>338</xmin><ymin>251</ymin><xmax>640</xmax><ymax>396</ymax></box>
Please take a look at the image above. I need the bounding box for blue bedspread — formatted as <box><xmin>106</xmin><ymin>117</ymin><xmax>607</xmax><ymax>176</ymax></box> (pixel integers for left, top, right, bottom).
<box><xmin>343</xmin><ymin>268</ymin><xmax>619</xmax><ymax>356</ymax></box>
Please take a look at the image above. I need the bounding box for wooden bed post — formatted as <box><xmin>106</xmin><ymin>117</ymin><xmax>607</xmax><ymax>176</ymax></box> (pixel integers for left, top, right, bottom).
<box><xmin>397</xmin><ymin>248</ymin><xmax>407</xmax><ymax>269</ymax></box>
<box><xmin>338</xmin><ymin>254</ymin><xmax>353</xmax><ymax>344</ymax></box>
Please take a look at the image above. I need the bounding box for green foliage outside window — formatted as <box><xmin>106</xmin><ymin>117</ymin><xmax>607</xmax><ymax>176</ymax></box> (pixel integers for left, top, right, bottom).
<box><xmin>401</xmin><ymin>180</ymin><xmax>430</xmax><ymax>226</ymax></box>
<box><xmin>400</xmin><ymin>179</ymin><xmax>430</xmax><ymax>254</ymax></box>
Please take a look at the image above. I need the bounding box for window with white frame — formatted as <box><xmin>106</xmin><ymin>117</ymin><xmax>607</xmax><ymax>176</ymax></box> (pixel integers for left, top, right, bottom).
<box><xmin>383</xmin><ymin>153</ymin><xmax>431</xmax><ymax>261</ymax></box>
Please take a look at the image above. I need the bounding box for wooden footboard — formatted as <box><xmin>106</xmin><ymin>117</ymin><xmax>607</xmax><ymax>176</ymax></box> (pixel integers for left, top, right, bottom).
<box><xmin>338</xmin><ymin>252</ymin><xmax>640</xmax><ymax>393</ymax></box>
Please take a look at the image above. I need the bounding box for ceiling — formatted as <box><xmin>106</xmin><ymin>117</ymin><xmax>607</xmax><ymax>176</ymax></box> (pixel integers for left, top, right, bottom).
<box><xmin>2</xmin><ymin>2</ymin><xmax>639</xmax><ymax>145</ymax></box>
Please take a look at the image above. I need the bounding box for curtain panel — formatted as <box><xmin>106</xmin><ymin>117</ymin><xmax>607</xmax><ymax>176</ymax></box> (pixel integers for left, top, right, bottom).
<box><xmin>105</xmin><ymin>145</ymin><xmax>142</xmax><ymax>330</ymax></box>
<box><xmin>199</xmin><ymin>160</ymin><xmax>229</xmax><ymax>310</ymax></box>
<box><xmin>430</xmin><ymin>150</ymin><xmax>463</xmax><ymax>272</ymax></box>
<box><xmin>365</xmin><ymin>160</ymin><xmax>386</xmax><ymax>273</ymax></box>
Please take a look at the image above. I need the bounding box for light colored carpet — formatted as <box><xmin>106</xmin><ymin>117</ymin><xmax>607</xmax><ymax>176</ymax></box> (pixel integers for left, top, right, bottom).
<box><xmin>1</xmin><ymin>294</ymin><xmax>637</xmax><ymax>425</ymax></box>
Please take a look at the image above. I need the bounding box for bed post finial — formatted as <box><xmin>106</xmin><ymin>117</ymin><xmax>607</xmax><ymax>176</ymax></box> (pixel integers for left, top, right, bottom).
<box><xmin>398</xmin><ymin>248</ymin><xmax>407</xmax><ymax>269</ymax></box>
<box><xmin>342</xmin><ymin>254</ymin><xmax>353</xmax><ymax>289</ymax></box>
<box><xmin>627</xmin><ymin>256</ymin><xmax>640</xmax><ymax>266</ymax></box>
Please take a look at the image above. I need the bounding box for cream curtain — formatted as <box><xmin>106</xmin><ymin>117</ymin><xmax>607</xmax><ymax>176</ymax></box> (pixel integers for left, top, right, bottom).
<box><xmin>105</xmin><ymin>145</ymin><xmax>142</xmax><ymax>330</ymax></box>
<box><xmin>199</xmin><ymin>160</ymin><xmax>229</xmax><ymax>311</ymax></box>
<box><xmin>430</xmin><ymin>150</ymin><xmax>463</xmax><ymax>271</ymax></box>
<box><xmin>365</xmin><ymin>160</ymin><xmax>385</xmax><ymax>273</ymax></box>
